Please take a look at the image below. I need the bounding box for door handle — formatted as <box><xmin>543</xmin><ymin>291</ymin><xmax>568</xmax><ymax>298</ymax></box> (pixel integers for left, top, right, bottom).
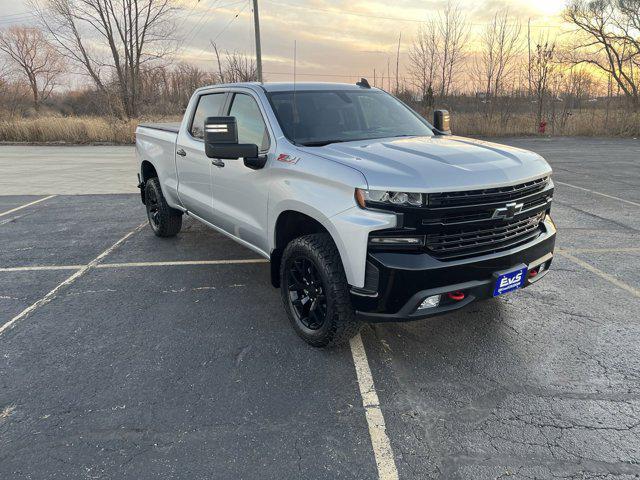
<box><xmin>211</xmin><ymin>159</ymin><xmax>225</xmax><ymax>168</ymax></box>
<box><xmin>176</xmin><ymin>148</ymin><xmax>186</xmax><ymax>157</ymax></box>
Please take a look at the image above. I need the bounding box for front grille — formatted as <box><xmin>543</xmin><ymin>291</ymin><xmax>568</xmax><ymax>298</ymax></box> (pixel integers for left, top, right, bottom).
<box><xmin>367</xmin><ymin>175</ymin><xmax>553</xmax><ymax>261</ymax></box>
<box><xmin>426</xmin><ymin>211</ymin><xmax>545</xmax><ymax>259</ymax></box>
<box><xmin>428</xmin><ymin>176</ymin><xmax>549</xmax><ymax>207</ymax></box>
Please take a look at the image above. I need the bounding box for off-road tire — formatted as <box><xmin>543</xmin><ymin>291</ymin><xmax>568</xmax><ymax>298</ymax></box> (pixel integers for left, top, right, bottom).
<box><xmin>144</xmin><ymin>177</ymin><xmax>182</xmax><ymax>237</ymax></box>
<box><xmin>280</xmin><ymin>233</ymin><xmax>361</xmax><ymax>347</ymax></box>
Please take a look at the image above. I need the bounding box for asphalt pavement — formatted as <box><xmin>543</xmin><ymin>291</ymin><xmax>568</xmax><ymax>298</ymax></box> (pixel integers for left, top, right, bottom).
<box><xmin>0</xmin><ymin>137</ymin><xmax>639</xmax><ymax>479</ymax></box>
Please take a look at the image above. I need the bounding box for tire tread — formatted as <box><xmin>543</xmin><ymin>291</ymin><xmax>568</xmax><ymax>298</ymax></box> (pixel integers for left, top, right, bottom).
<box><xmin>280</xmin><ymin>233</ymin><xmax>360</xmax><ymax>347</ymax></box>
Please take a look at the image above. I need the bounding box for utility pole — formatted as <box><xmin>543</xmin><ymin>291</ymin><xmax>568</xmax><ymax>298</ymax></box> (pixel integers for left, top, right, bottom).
<box><xmin>252</xmin><ymin>0</ymin><xmax>263</xmax><ymax>82</ymax></box>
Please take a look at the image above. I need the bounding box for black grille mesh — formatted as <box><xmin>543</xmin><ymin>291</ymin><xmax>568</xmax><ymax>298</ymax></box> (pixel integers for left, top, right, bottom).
<box><xmin>426</xmin><ymin>211</ymin><xmax>545</xmax><ymax>259</ymax></box>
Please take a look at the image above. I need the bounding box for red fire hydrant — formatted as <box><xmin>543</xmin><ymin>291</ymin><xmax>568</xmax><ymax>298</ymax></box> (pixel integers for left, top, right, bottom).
<box><xmin>538</xmin><ymin>121</ymin><xmax>547</xmax><ymax>134</ymax></box>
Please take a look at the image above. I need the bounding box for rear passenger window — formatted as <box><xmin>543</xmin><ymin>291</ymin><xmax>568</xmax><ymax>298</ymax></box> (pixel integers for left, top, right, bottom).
<box><xmin>190</xmin><ymin>93</ymin><xmax>226</xmax><ymax>139</ymax></box>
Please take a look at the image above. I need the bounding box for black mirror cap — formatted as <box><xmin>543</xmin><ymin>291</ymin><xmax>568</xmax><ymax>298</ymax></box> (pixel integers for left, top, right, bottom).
<box><xmin>207</xmin><ymin>143</ymin><xmax>259</xmax><ymax>160</ymax></box>
<box><xmin>204</xmin><ymin>116</ymin><xmax>238</xmax><ymax>145</ymax></box>
<box><xmin>433</xmin><ymin>110</ymin><xmax>451</xmax><ymax>135</ymax></box>
<box><xmin>204</xmin><ymin>115</ymin><xmax>259</xmax><ymax>159</ymax></box>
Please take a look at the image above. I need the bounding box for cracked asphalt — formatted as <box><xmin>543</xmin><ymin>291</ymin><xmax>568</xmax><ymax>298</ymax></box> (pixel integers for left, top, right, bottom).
<box><xmin>1</xmin><ymin>137</ymin><xmax>639</xmax><ymax>479</ymax></box>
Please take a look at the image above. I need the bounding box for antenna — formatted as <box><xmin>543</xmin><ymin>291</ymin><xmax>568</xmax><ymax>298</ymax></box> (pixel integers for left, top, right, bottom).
<box><xmin>293</xmin><ymin>40</ymin><xmax>297</xmax><ymax>144</ymax></box>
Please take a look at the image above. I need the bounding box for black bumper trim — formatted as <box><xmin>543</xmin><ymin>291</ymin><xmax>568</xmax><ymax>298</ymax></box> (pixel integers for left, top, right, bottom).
<box><xmin>352</xmin><ymin>218</ymin><xmax>556</xmax><ymax>321</ymax></box>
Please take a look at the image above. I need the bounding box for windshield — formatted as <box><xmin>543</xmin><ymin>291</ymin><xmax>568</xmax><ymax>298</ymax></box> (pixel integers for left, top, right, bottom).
<box><xmin>268</xmin><ymin>89</ymin><xmax>434</xmax><ymax>146</ymax></box>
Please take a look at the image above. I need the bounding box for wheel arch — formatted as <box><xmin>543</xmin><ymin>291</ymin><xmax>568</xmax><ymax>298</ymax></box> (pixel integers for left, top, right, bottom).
<box><xmin>139</xmin><ymin>160</ymin><xmax>159</xmax><ymax>204</ymax></box>
<box><xmin>270</xmin><ymin>209</ymin><xmax>348</xmax><ymax>288</ymax></box>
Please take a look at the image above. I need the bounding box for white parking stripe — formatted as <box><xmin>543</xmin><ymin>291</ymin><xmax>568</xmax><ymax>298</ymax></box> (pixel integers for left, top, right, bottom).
<box><xmin>557</xmin><ymin>250</ymin><xmax>639</xmax><ymax>298</ymax></box>
<box><xmin>556</xmin><ymin>181</ymin><xmax>640</xmax><ymax>207</ymax></box>
<box><xmin>0</xmin><ymin>259</ymin><xmax>269</xmax><ymax>273</ymax></box>
<box><xmin>97</xmin><ymin>259</ymin><xmax>268</xmax><ymax>268</ymax></box>
<box><xmin>0</xmin><ymin>265</ymin><xmax>84</xmax><ymax>272</ymax></box>
<box><xmin>350</xmin><ymin>333</ymin><xmax>399</xmax><ymax>480</ymax></box>
<box><xmin>0</xmin><ymin>195</ymin><xmax>57</xmax><ymax>218</ymax></box>
<box><xmin>0</xmin><ymin>222</ymin><xmax>146</xmax><ymax>336</ymax></box>
<box><xmin>560</xmin><ymin>247</ymin><xmax>640</xmax><ymax>254</ymax></box>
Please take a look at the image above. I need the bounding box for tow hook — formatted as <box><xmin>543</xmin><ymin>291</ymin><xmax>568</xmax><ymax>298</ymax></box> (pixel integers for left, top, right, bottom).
<box><xmin>447</xmin><ymin>291</ymin><xmax>466</xmax><ymax>301</ymax></box>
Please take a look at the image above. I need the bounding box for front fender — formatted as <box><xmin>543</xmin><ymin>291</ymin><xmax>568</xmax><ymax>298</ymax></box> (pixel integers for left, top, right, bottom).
<box><xmin>269</xmin><ymin>200</ymin><xmax>395</xmax><ymax>287</ymax></box>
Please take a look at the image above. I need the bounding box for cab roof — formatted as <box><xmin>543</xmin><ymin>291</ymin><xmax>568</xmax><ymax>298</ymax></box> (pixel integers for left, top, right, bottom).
<box><xmin>259</xmin><ymin>82</ymin><xmax>377</xmax><ymax>92</ymax></box>
<box><xmin>200</xmin><ymin>81</ymin><xmax>379</xmax><ymax>93</ymax></box>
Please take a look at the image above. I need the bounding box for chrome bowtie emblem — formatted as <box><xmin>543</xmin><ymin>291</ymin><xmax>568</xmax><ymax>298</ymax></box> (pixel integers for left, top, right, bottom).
<box><xmin>492</xmin><ymin>202</ymin><xmax>523</xmax><ymax>220</ymax></box>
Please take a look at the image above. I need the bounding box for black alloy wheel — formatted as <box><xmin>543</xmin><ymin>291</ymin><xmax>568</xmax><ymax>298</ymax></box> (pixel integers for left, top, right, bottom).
<box><xmin>146</xmin><ymin>184</ymin><xmax>161</xmax><ymax>230</ymax></box>
<box><xmin>279</xmin><ymin>233</ymin><xmax>361</xmax><ymax>347</ymax></box>
<box><xmin>144</xmin><ymin>177</ymin><xmax>182</xmax><ymax>237</ymax></box>
<box><xmin>287</xmin><ymin>257</ymin><xmax>328</xmax><ymax>330</ymax></box>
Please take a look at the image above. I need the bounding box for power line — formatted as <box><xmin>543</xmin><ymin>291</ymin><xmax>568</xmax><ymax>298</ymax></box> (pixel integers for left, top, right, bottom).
<box><xmin>211</xmin><ymin>1</ymin><xmax>250</xmax><ymax>43</ymax></box>
<box><xmin>186</xmin><ymin>0</ymin><xmax>250</xmax><ymax>62</ymax></box>
<box><xmin>181</xmin><ymin>0</ymin><xmax>224</xmax><ymax>48</ymax></box>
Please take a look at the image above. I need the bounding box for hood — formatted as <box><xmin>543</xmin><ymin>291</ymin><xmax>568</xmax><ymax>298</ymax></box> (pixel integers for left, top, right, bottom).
<box><xmin>299</xmin><ymin>136</ymin><xmax>552</xmax><ymax>192</ymax></box>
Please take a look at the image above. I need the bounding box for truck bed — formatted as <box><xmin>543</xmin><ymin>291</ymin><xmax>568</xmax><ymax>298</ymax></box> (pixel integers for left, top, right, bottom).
<box><xmin>137</xmin><ymin>122</ymin><xmax>180</xmax><ymax>134</ymax></box>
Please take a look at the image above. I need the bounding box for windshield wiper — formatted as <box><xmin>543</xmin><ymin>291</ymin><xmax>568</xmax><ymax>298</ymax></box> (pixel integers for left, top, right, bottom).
<box><xmin>299</xmin><ymin>139</ymin><xmax>351</xmax><ymax>147</ymax></box>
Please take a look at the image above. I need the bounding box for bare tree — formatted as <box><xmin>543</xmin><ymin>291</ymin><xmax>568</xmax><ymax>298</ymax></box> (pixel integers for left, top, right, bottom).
<box><xmin>436</xmin><ymin>1</ymin><xmax>469</xmax><ymax>97</ymax></box>
<box><xmin>530</xmin><ymin>35</ymin><xmax>557</xmax><ymax>127</ymax></box>
<box><xmin>138</xmin><ymin>62</ymin><xmax>214</xmax><ymax>114</ymax></box>
<box><xmin>564</xmin><ymin>0</ymin><xmax>640</xmax><ymax>106</ymax></box>
<box><xmin>0</xmin><ymin>26</ymin><xmax>64</xmax><ymax>110</ymax></box>
<box><xmin>31</xmin><ymin>0</ymin><xmax>178</xmax><ymax>117</ymax></box>
<box><xmin>474</xmin><ymin>11</ymin><xmax>522</xmax><ymax>101</ymax></box>
<box><xmin>408</xmin><ymin>20</ymin><xmax>439</xmax><ymax>106</ymax></box>
<box><xmin>211</xmin><ymin>43</ymin><xmax>257</xmax><ymax>83</ymax></box>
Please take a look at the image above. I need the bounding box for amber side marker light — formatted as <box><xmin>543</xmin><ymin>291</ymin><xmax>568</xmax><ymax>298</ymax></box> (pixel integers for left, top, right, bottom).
<box><xmin>355</xmin><ymin>189</ymin><xmax>366</xmax><ymax>208</ymax></box>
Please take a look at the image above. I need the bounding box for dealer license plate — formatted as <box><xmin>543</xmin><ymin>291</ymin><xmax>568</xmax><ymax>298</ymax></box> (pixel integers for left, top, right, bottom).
<box><xmin>493</xmin><ymin>266</ymin><xmax>527</xmax><ymax>297</ymax></box>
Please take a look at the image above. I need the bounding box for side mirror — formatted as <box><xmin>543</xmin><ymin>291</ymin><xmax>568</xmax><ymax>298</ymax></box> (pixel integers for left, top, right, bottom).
<box><xmin>433</xmin><ymin>110</ymin><xmax>451</xmax><ymax>135</ymax></box>
<box><xmin>204</xmin><ymin>116</ymin><xmax>259</xmax><ymax>159</ymax></box>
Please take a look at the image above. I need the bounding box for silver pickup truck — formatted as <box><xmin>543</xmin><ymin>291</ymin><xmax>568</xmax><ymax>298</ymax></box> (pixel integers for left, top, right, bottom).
<box><xmin>136</xmin><ymin>80</ymin><xmax>556</xmax><ymax>347</ymax></box>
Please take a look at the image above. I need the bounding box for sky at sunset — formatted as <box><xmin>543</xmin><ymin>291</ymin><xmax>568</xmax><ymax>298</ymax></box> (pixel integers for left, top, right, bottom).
<box><xmin>0</xmin><ymin>0</ymin><xmax>571</xmax><ymax>85</ymax></box>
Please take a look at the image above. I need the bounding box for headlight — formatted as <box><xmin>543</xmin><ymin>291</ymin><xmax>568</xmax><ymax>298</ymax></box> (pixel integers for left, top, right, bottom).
<box><xmin>355</xmin><ymin>189</ymin><xmax>425</xmax><ymax>208</ymax></box>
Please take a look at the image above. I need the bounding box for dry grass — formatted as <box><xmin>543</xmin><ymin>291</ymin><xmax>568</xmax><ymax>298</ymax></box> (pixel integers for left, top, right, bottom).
<box><xmin>453</xmin><ymin>109</ymin><xmax>640</xmax><ymax>137</ymax></box>
<box><xmin>0</xmin><ymin>110</ymin><xmax>638</xmax><ymax>144</ymax></box>
<box><xmin>0</xmin><ymin>116</ymin><xmax>173</xmax><ymax>144</ymax></box>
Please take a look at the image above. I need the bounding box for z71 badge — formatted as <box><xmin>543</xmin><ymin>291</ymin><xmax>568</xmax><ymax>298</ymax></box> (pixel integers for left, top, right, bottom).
<box><xmin>276</xmin><ymin>153</ymin><xmax>300</xmax><ymax>165</ymax></box>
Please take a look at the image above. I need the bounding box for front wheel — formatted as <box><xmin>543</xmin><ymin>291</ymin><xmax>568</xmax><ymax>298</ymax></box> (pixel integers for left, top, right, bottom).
<box><xmin>144</xmin><ymin>177</ymin><xmax>182</xmax><ymax>237</ymax></box>
<box><xmin>280</xmin><ymin>233</ymin><xmax>361</xmax><ymax>347</ymax></box>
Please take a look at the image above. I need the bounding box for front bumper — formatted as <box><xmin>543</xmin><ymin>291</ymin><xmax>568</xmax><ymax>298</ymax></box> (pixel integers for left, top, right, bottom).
<box><xmin>351</xmin><ymin>216</ymin><xmax>556</xmax><ymax>322</ymax></box>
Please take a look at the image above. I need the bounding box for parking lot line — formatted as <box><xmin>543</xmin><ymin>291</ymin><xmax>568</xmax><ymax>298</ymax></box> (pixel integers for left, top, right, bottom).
<box><xmin>350</xmin><ymin>333</ymin><xmax>399</xmax><ymax>480</ymax></box>
<box><xmin>560</xmin><ymin>247</ymin><xmax>640</xmax><ymax>254</ymax></box>
<box><xmin>97</xmin><ymin>259</ymin><xmax>269</xmax><ymax>268</ymax></box>
<box><xmin>0</xmin><ymin>265</ymin><xmax>84</xmax><ymax>272</ymax></box>
<box><xmin>555</xmin><ymin>181</ymin><xmax>640</xmax><ymax>207</ymax></box>
<box><xmin>0</xmin><ymin>222</ymin><xmax>146</xmax><ymax>336</ymax></box>
<box><xmin>0</xmin><ymin>195</ymin><xmax>57</xmax><ymax>218</ymax></box>
<box><xmin>0</xmin><ymin>259</ymin><xmax>269</xmax><ymax>272</ymax></box>
<box><xmin>557</xmin><ymin>250</ymin><xmax>639</xmax><ymax>298</ymax></box>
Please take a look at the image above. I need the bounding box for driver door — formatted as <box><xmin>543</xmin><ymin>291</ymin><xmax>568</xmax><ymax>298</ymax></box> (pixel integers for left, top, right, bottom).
<box><xmin>175</xmin><ymin>91</ymin><xmax>227</xmax><ymax>221</ymax></box>
<box><xmin>210</xmin><ymin>91</ymin><xmax>273</xmax><ymax>255</ymax></box>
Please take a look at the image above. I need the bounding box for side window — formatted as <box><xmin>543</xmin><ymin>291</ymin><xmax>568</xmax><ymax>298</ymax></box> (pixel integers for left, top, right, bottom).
<box><xmin>229</xmin><ymin>93</ymin><xmax>270</xmax><ymax>151</ymax></box>
<box><xmin>190</xmin><ymin>93</ymin><xmax>226</xmax><ymax>139</ymax></box>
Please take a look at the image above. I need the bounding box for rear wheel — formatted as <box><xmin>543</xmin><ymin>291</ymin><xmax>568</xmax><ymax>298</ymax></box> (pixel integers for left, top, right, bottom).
<box><xmin>280</xmin><ymin>233</ymin><xmax>361</xmax><ymax>347</ymax></box>
<box><xmin>144</xmin><ymin>177</ymin><xmax>182</xmax><ymax>237</ymax></box>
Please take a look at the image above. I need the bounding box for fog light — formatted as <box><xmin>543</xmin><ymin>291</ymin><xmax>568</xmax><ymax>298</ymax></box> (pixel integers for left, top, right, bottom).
<box><xmin>418</xmin><ymin>295</ymin><xmax>441</xmax><ymax>310</ymax></box>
